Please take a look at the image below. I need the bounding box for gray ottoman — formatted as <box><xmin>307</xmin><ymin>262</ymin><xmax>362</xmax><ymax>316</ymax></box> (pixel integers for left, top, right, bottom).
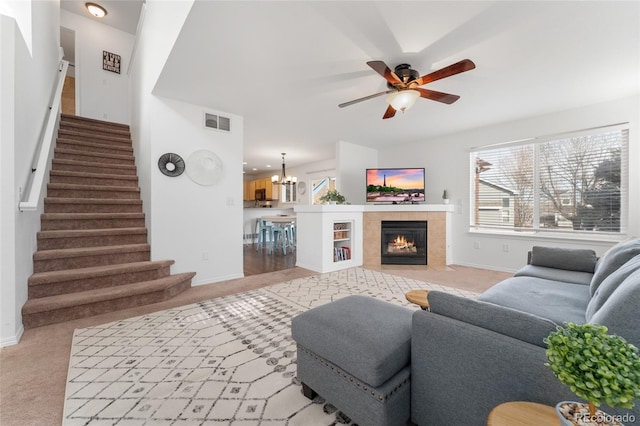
<box><xmin>291</xmin><ymin>295</ymin><xmax>413</xmax><ymax>426</ymax></box>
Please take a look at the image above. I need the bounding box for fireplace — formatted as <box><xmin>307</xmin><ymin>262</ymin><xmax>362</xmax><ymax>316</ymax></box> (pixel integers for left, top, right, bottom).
<box><xmin>381</xmin><ymin>221</ymin><xmax>427</xmax><ymax>265</ymax></box>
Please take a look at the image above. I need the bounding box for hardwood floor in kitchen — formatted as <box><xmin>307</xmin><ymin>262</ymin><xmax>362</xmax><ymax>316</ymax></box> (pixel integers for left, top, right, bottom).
<box><xmin>243</xmin><ymin>243</ymin><xmax>296</xmax><ymax>276</ymax></box>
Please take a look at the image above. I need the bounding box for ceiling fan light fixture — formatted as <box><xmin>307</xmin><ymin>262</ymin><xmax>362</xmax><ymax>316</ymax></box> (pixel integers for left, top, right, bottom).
<box><xmin>85</xmin><ymin>2</ymin><xmax>107</xmax><ymax>18</ymax></box>
<box><xmin>386</xmin><ymin>89</ymin><xmax>420</xmax><ymax>112</ymax></box>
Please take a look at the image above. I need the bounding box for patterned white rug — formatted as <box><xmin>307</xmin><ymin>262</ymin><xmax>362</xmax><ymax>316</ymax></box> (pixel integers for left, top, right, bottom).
<box><xmin>63</xmin><ymin>267</ymin><xmax>477</xmax><ymax>425</ymax></box>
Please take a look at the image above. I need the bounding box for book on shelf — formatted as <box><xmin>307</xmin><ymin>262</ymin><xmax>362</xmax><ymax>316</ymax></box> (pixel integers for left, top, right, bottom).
<box><xmin>334</xmin><ymin>246</ymin><xmax>351</xmax><ymax>262</ymax></box>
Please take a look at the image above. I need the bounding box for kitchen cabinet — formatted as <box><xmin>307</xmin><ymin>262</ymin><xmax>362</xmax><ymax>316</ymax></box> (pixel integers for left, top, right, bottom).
<box><xmin>266</xmin><ymin>179</ymin><xmax>279</xmax><ymax>200</ymax></box>
<box><xmin>244</xmin><ymin>178</ymin><xmax>279</xmax><ymax>201</ymax></box>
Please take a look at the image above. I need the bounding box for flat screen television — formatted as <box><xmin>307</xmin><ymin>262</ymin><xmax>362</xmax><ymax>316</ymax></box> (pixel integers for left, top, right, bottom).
<box><xmin>366</xmin><ymin>168</ymin><xmax>425</xmax><ymax>203</ymax></box>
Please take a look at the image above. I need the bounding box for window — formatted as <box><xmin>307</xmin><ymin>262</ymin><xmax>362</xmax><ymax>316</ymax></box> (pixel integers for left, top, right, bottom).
<box><xmin>280</xmin><ymin>182</ymin><xmax>296</xmax><ymax>203</ymax></box>
<box><xmin>312</xmin><ymin>177</ymin><xmax>336</xmax><ymax>205</ymax></box>
<box><xmin>470</xmin><ymin>127</ymin><xmax>628</xmax><ymax>234</ymax></box>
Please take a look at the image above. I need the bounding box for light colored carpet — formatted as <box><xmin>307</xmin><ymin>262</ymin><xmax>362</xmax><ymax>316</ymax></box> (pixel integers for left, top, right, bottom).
<box><xmin>63</xmin><ymin>267</ymin><xmax>477</xmax><ymax>425</ymax></box>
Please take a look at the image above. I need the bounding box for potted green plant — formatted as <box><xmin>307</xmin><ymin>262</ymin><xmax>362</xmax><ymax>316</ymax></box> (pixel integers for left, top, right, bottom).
<box><xmin>319</xmin><ymin>189</ymin><xmax>346</xmax><ymax>205</ymax></box>
<box><xmin>442</xmin><ymin>189</ymin><xmax>449</xmax><ymax>204</ymax></box>
<box><xmin>544</xmin><ymin>322</ymin><xmax>640</xmax><ymax>426</ymax></box>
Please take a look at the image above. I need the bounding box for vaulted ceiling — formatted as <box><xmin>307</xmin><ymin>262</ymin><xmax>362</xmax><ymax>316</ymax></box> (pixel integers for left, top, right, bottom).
<box><xmin>62</xmin><ymin>1</ymin><xmax>640</xmax><ymax>175</ymax></box>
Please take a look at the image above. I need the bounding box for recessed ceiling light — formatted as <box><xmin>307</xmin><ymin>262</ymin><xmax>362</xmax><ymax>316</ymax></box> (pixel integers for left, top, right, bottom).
<box><xmin>243</xmin><ymin>162</ymin><xmax>247</xmax><ymax>165</ymax></box>
<box><xmin>252</xmin><ymin>168</ymin><xmax>257</xmax><ymax>171</ymax></box>
<box><xmin>85</xmin><ymin>2</ymin><xmax>107</xmax><ymax>18</ymax></box>
<box><xmin>266</xmin><ymin>165</ymin><xmax>272</xmax><ymax>168</ymax></box>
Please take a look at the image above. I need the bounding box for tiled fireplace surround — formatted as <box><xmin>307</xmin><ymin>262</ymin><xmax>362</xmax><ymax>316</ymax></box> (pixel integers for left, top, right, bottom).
<box><xmin>363</xmin><ymin>211</ymin><xmax>447</xmax><ymax>268</ymax></box>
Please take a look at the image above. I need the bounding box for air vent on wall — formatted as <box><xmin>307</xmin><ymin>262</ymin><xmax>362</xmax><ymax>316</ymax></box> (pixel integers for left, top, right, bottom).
<box><xmin>204</xmin><ymin>112</ymin><xmax>231</xmax><ymax>132</ymax></box>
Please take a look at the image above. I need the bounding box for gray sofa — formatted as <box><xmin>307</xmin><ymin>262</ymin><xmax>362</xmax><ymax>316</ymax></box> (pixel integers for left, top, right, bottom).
<box><xmin>292</xmin><ymin>237</ymin><xmax>640</xmax><ymax>426</ymax></box>
<box><xmin>414</xmin><ymin>237</ymin><xmax>640</xmax><ymax>425</ymax></box>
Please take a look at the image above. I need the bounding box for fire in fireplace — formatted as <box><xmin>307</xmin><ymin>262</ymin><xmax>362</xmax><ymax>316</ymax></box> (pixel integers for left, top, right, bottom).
<box><xmin>381</xmin><ymin>221</ymin><xmax>427</xmax><ymax>265</ymax></box>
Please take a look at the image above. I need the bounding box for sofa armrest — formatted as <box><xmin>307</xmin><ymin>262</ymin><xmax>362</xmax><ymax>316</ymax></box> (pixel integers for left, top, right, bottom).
<box><xmin>529</xmin><ymin>246</ymin><xmax>597</xmax><ymax>273</ymax></box>
<box><xmin>410</xmin><ymin>309</ymin><xmax>574</xmax><ymax>426</ymax></box>
<box><xmin>428</xmin><ymin>291</ymin><xmax>558</xmax><ymax>347</ymax></box>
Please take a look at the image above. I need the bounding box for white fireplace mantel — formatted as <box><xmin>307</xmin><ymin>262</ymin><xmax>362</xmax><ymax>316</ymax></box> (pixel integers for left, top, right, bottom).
<box><xmin>294</xmin><ymin>204</ymin><xmax>453</xmax><ymax>272</ymax></box>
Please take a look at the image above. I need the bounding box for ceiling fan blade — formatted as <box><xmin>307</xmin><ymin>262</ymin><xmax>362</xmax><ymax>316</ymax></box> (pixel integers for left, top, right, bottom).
<box><xmin>382</xmin><ymin>105</ymin><xmax>396</xmax><ymax>119</ymax></box>
<box><xmin>338</xmin><ymin>90</ymin><xmax>394</xmax><ymax>108</ymax></box>
<box><xmin>416</xmin><ymin>88</ymin><xmax>461</xmax><ymax>104</ymax></box>
<box><xmin>367</xmin><ymin>61</ymin><xmax>403</xmax><ymax>86</ymax></box>
<box><xmin>413</xmin><ymin>59</ymin><xmax>476</xmax><ymax>87</ymax></box>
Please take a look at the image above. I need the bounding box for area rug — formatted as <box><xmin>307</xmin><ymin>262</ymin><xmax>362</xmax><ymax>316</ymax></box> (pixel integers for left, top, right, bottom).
<box><xmin>63</xmin><ymin>267</ymin><xmax>477</xmax><ymax>425</ymax></box>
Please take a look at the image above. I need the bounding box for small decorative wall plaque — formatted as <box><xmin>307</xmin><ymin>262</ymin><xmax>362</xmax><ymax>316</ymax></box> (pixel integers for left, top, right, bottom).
<box><xmin>102</xmin><ymin>50</ymin><xmax>121</xmax><ymax>74</ymax></box>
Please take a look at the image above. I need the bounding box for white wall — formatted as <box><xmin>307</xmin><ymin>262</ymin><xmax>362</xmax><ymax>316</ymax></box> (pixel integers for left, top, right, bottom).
<box><xmin>149</xmin><ymin>98</ymin><xmax>244</xmax><ymax>285</ymax></box>
<box><xmin>378</xmin><ymin>95</ymin><xmax>640</xmax><ymax>272</ymax></box>
<box><xmin>60</xmin><ymin>9</ymin><xmax>134</xmax><ymax>124</ymax></box>
<box><xmin>336</xmin><ymin>140</ymin><xmax>378</xmax><ymax>205</ymax></box>
<box><xmin>0</xmin><ymin>13</ymin><xmax>19</xmax><ymax>347</ymax></box>
<box><xmin>1</xmin><ymin>1</ymin><xmax>60</xmax><ymax>346</ymax></box>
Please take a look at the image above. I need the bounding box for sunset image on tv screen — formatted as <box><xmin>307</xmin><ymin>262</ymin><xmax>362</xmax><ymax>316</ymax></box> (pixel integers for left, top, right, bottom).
<box><xmin>366</xmin><ymin>168</ymin><xmax>425</xmax><ymax>203</ymax></box>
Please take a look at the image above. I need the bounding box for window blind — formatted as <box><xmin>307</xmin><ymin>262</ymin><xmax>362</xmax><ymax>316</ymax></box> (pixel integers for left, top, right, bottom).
<box><xmin>470</xmin><ymin>127</ymin><xmax>628</xmax><ymax>234</ymax></box>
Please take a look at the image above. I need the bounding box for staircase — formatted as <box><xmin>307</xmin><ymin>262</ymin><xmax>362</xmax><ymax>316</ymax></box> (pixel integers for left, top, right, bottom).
<box><xmin>22</xmin><ymin>114</ymin><xmax>195</xmax><ymax>328</ymax></box>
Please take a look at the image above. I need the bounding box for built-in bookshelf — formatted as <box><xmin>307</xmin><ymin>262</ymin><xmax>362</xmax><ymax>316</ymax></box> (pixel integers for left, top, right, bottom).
<box><xmin>333</xmin><ymin>221</ymin><xmax>352</xmax><ymax>262</ymax></box>
<box><xmin>293</xmin><ymin>205</ymin><xmax>363</xmax><ymax>273</ymax></box>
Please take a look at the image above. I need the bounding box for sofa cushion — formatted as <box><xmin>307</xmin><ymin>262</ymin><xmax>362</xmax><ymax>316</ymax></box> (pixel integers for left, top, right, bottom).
<box><xmin>530</xmin><ymin>246</ymin><xmax>597</xmax><ymax>273</ymax></box>
<box><xmin>514</xmin><ymin>265</ymin><xmax>593</xmax><ymax>286</ymax></box>
<box><xmin>291</xmin><ymin>295</ymin><xmax>413</xmax><ymax>388</ymax></box>
<box><xmin>478</xmin><ymin>276</ymin><xmax>590</xmax><ymax>324</ymax></box>
<box><xmin>586</xmin><ymin>254</ymin><xmax>640</xmax><ymax>321</ymax></box>
<box><xmin>589</xmin><ymin>268</ymin><xmax>640</xmax><ymax>348</ymax></box>
<box><xmin>428</xmin><ymin>291</ymin><xmax>558</xmax><ymax>347</ymax></box>
<box><xmin>591</xmin><ymin>237</ymin><xmax>640</xmax><ymax>296</ymax></box>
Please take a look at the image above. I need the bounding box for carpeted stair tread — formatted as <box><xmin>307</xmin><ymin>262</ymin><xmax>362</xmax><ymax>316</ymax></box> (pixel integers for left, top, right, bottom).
<box><xmin>37</xmin><ymin>227</ymin><xmax>148</xmax><ymax>249</ymax></box>
<box><xmin>33</xmin><ymin>243</ymin><xmax>150</xmax><ymax>261</ymax></box>
<box><xmin>44</xmin><ymin>198</ymin><xmax>144</xmax><ymax>213</ymax></box>
<box><xmin>57</xmin><ymin>129</ymin><xmax>133</xmax><ymax>146</ymax></box>
<box><xmin>44</xmin><ymin>198</ymin><xmax>143</xmax><ymax>205</ymax></box>
<box><xmin>38</xmin><ymin>227</ymin><xmax>147</xmax><ymax>241</ymax></box>
<box><xmin>47</xmin><ymin>183</ymin><xmax>141</xmax><ymax>196</ymax></box>
<box><xmin>22</xmin><ymin>272</ymin><xmax>196</xmax><ymax>315</ymax></box>
<box><xmin>48</xmin><ymin>182</ymin><xmax>139</xmax><ymax>191</ymax></box>
<box><xmin>52</xmin><ymin>158</ymin><xmax>136</xmax><ymax>172</ymax></box>
<box><xmin>28</xmin><ymin>260</ymin><xmax>175</xmax><ymax>286</ymax></box>
<box><xmin>56</xmin><ymin>137</ymin><xmax>134</xmax><ymax>153</ymax></box>
<box><xmin>54</xmin><ymin>147</ymin><xmax>135</xmax><ymax>162</ymax></box>
<box><xmin>40</xmin><ymin>212</ymin><xmax>146</xmax><ymax>230</ymax></box>
<box><xmin>59</xmin><ymin>119</ymin><xmax>131</xmax><ymax>136</ymax></box>
<box><xmin>61</xmin><ymin>113</ymin><xmax>130</xmax><ymax>129</ymax></box>
<box><xmin>42</xmin><ymin>212</ymin><xmax>145</xmax><ymax>221</ymax></box>
<box><xmin>49</xmin><ymin>170</ymin><xmax>139</xmax><ymax>186</ymax></box>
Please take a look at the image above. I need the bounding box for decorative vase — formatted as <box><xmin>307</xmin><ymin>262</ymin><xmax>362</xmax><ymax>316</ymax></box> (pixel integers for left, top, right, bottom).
<box><xmin>442</xmin><ymin>199</ymin><xmax>449</xmax><ymax>204</ymax></box>
<box><xmin>555</xmin><ymin>401</ymin><xmax>624</xmax><ymax>426</ymax></box>
<box><xmin>328</xmin><ymin>201</ymin><xmax>337</xmax><ymax>205</ymax></box>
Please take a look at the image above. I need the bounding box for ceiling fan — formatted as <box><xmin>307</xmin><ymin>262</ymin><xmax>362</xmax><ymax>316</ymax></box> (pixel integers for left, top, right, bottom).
<box><xmin>338</xmin><ymin>59</ymin><xmax>476</xmax><ymax>119</ymax></box>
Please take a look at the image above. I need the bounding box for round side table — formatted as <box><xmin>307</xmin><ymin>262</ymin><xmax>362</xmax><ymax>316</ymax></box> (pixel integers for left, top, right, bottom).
<box><xmin>487</xmin><ymin>401</ymin><xmax>557</xmax><ymax>426</ymax></box>
<box><xmin>405</xmin><ymin>289</ymin><xmax>430</xmax><ymax>310</ymax></box>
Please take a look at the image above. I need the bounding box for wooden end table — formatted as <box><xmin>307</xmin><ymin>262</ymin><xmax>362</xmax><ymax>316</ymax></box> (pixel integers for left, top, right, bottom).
<box><xmin>487</xmin><ymin>401</ymin><xmax>557</xmax><ymax>426</ymax></box>
<box><xmin>405</xmin><ymin>289</ymin><xmax>430</xmax><ymax>310</ymax></box>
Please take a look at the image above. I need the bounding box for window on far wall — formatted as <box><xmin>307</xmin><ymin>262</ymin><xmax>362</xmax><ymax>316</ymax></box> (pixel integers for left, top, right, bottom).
<box><xmin>311</xmin><ymin>177</ymin><xmax>336</xmax><ymax>205</ymax></box>
<box><xmin>470</xmin><ymin>126</ymin><xmax>628</xmax><ymax>235</ymax></box>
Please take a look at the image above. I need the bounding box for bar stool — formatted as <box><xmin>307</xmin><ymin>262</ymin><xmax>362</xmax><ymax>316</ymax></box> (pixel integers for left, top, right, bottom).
<box><xmin>284</xmin><ymin>222</ymin><xmax>296</xmax><ymax>249</ymax></box>
<box><xmin>255</xmin><ymin>219</ymin><xmax>273</xmax><ymax>252</ymax></box>
<box><xmin>271</xmin><ymin>224</ymin><xmax>289</xmax><ymax>255</ymax></box>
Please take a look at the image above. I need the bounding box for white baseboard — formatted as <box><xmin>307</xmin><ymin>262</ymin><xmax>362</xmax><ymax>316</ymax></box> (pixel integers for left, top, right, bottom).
<box><xmin>0</xmin><ymin>324</ymin><xmax>24</xmax><ymax>348</ymax></box>
<box><xmin>191</xmin><ymin>273</ymin><xmax>245</xmax><ymax>286</ymax></box>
